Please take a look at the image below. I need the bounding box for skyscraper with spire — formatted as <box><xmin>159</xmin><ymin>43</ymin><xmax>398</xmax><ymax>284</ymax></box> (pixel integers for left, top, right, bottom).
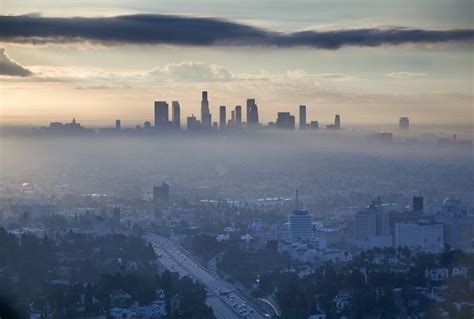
<box><xmin>201</xmin><ymin>91</ymin><xmax>212</xmax><ymax>128</ymax></box>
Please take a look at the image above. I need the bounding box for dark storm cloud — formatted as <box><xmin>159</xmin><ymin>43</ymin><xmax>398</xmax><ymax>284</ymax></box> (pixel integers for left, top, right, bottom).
<box><xmin>276</xmin><ymin>29</ymin><xmax>474</xmax><ymax>49</ymax></box>
<box><xmin>0</xmin><ymin>47</ymin><xmax>32</xmax><ymax>76</ymax></box>
<box><xmin>0</xmin><ymin>14</ymin><xmax>473</xmax><ymax>49</ymax></box>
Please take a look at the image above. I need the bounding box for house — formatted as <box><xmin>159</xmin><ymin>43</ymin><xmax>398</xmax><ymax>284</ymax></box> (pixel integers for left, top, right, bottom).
<box><xmin>425</xmin><ymin>268</ymin><xmax>449</xmax><ymax>281</ymax></box>
<box><xmin>110</xmin><ymin>290</ymin><xmax>133</xmax><ymax>307</ymax></box>
<box><xmin>109</xmin><ymin>302</ymin><xmax>166</xmax><ymax>319</ymax></box>
<box><xmin>109</xmin><ymin>289</ymin><xmax>166</xmax><ymax>319</ymax></box>
<box><xmin>333</xmin><ymin>291</ymin><xmax>351</xmax><ymax>313</ymax></box>
<box><xmin>417</xmin><ymin>287</ymin><xmax>445</xmax><ymax>302</ymax></box>
<box><xmin>452</xmin><ymin>266</ymin><xmax>469</xmax><ymax>278</ymax></box>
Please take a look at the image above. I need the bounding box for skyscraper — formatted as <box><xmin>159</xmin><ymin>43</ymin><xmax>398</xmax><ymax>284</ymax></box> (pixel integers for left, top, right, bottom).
<box><xmin>172</xmin><ymin>101</ymin><xmax>181</xmax><ymax>129</ymax></box>
<box><xmin>327</xmin><ymin>114</ymin><xmax>341</xmax><ymax>130</ymax></box>
<box><xmin>399</xmin><ymin>117</ymin><xmax>409</xmax><ymax>129</ymax></box>
<box><xmin>299</xmin><ymin>105</ymin><xmax>306</xmax><ymax>130</ymax></box>
<box><xmin>154</xmin><ymin>101</ymin><xmax>169</xmax><ymax>128</ymax></box>
<box><xmin>246</xmin><ymin>99</ymin><xmax>259</xmax><ymax>128</ymax></box>
<box><xmin>276</xmin><ymin>112</ymin><xmax>295</xmax><ymax>130</ymax></box>
<box><xmin>335</xmin><ymin>114</ymin><xmax>341</xmax><ymax>129</ymax></box>
<box><xmin>219</xmin><ymin>105</ymin><xmax>226</xmax><ymax>129</ymax></box>
<box><xmin>201</xmin><ymin>91</ymin><xmax>211</xmax><ymax>128</ymax></box>
<box><xmin>115</xmin><ymin>119</ymin><xmax>121</xmax><ymax>130</ymax></box>
<box><xmin>235</xmin><ymin>105</ymin><xmax>242</xmax><ymax>128</ymax></box>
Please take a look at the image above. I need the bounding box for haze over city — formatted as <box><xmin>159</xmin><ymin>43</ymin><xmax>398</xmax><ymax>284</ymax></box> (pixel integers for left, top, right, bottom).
<box><xmin>0</xmin><ymin>1</ymin><xmax>473</xmax><ymax>319</ymax></box>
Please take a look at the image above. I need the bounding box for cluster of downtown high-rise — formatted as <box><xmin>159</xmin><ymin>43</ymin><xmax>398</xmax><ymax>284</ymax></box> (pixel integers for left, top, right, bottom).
<box><xmin>152</xmin><ymin>91</ymin><xmax>339</xmax><ymax>132</ymax></box>
<box><xmin>154</xmin><ymin>91</ymin><xmax>261</xmax><ymax>132</ymax></box>
<box><xmin>40</xmin><ymin>90</ymin><xmax>415</xmax><ymax>136</ymax></box>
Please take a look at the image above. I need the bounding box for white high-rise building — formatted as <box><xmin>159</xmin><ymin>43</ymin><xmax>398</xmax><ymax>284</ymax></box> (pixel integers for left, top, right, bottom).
<box><xmin>394</xmin><ymin>222</ymin><xmax>444</xmax><ymax>252</ymax></box>
<box><xmin>289</xmin><ymin>210</ymin><xmax>312</xmax><ymax>242</ymax></box>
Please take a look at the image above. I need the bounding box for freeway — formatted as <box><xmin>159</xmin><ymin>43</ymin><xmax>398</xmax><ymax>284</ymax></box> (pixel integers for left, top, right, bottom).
<box><xmin>145</xmin><ymin>234</ymin><xmax>269</xmax><ymax>319</ymax></box>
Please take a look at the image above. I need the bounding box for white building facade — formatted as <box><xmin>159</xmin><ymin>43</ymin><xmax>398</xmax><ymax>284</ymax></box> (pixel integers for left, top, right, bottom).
<box><xmin>394</xmin><ymin>222</ymin><xmax>444</xmax><ymax>252</ymax></box>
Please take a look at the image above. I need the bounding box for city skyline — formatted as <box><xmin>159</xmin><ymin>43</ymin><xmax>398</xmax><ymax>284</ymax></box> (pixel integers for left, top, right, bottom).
<box><xmin>32</xmin><ymin>90</ymin><xmax>415</xmax><ymax>134</ymax></box>
<box><xmin>18</xmin><ymin>89</ymin><xmax>473</xmax><ymax>141</ymax></box>
<box><xmin>4</xmin><ymin>88</ymin><xmax>471</xmax><ymax>136</ymax></box>
<box><xmin>0</xmin><ymin>2</ymin><xmax>473</xmax><ymax>319</ymax></box>
<box><xmin>0</xmin><ymin>0</ymin><xmax>473</xmax><ymax>126</ymax></box>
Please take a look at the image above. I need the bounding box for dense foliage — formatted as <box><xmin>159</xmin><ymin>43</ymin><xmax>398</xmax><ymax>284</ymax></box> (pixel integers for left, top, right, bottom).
<box><xmin>0</xmin><ymin>228</ymin><xmax>214</xmax><ymax>319</ymax></box>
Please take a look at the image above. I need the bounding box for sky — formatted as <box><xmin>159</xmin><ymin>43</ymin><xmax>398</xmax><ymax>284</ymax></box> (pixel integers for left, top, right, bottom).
<box><xmin>0</xmin><ymin>0</ymin><xmax>473</xmax><ymax>127</ymax></box>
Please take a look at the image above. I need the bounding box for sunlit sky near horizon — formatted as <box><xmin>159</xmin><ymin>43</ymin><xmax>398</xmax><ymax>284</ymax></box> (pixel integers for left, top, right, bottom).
<box><xmin>0</xmin><ymin>0</ymin><xmax>473</xmax><ymax>127</ymax></box>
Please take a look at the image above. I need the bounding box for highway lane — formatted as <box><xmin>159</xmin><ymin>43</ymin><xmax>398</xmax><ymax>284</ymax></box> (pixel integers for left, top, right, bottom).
<box><xmin>146</xmin><ymin>234</ymin><xmax>239</xmax><ymax>319</ymax></box>
<box><xmin>145</xmin><ymin>234</ymin><xmax>269</xmax><ymax>319</ymax></box>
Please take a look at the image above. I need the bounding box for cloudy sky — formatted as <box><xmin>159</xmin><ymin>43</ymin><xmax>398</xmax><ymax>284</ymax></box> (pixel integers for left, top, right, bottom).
<box><xmin>0</xmin><ymin>0</ymin><xmax>473</xmax><ymax>126</ymax></box>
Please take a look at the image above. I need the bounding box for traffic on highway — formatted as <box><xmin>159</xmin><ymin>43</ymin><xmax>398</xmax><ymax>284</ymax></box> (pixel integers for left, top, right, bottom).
<box><xmin>145</xmin><ymin>234</ymin><xmax>271</xmax><ymax>319</ymax></box>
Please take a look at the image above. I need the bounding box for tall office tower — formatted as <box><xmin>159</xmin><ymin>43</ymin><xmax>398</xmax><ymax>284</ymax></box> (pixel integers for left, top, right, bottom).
<box><xmin>154</xmin><ymin>101</ymin><xmax>169</xmax><ymax>128</ymax></box>
<box><xmin>299</xmin><ymin>105</ymin><xmax>307</xmax><ymax>130</ymax></box>
<box><xmin>335</xmin><ymin>114</ymin><xmax>341</xmax><ymax>129</ymax></box>
<box><xmin>354</xmin><ymin>208</ymin><xmax>390</xmax><ymax>239</ymax></box>
<box><xmin>289</xmin><ymin>210</ymin><xmax>313</xmax><ymax>242</ymax></box>
<box><xmin>354</xmin><ymin>198</ymin><xmax>391</xmax><ymax>243</ymax></box>
<box><xmin>235</xmin><ymin>105</ymin><xmax>242</xmax><ymax>128</ymax></box>
<box><xmin>413</xmin><ymin>196</ymin><xmax>424</xmax><ymax>212</ymax></box>
<box><xmin>172</xmin><ymin>101</ymin><xmax>181</xmax><ymax>129</ymax></box>
<box><xmin>219</xmin><ymin>105</ymin><xmax>226</xmax><ymax>129</ymax></box>
<box><xmin>231</xmin><ymin>110</ymin><xmax>235</xmax><ymax>125</ymax></box>
<box><xmin>246</xmin><ymin>98</ymin><xmax>259</xmax><ymax>128</ymax></box>
<box><xmin>201</xmin><ymin>91</ymin><xmax>212</xmax><ymax>128</ymax></box>
<box><xmin>276</xmin><ymin>112</ymin><xmax>296</xmax><ymax>130</ymax></box>
<box><xmin>115</xmin><ymin>119</ymin><xmax>121</xmax><ymax>130</ymax></box>
<box><xmin>354</xmin><ymin>210</ymin><xmax>377</xmax><ymax>240</ymax></box>
<box><xmin>399</xmin><ymin>117</ymin><xmax>409</xmax><ymax>129</ymax></box>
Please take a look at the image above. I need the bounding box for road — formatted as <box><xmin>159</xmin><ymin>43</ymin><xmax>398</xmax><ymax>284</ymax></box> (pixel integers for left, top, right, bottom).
<box><xmin>145</xmin><ymin>234</ymin><xmax>269</xmax><ymax>319</ymax></box>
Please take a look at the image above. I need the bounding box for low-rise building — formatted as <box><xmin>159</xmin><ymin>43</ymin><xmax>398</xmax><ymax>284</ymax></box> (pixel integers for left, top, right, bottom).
<box><xmin>333</xmin><ymin>291</ymin><xmax>351</xmax><ymax>313</ymax></box>
<box><xmin>452</xmin><ymin>266</ymin><xmax>469</xmax><ymax>278</ymax></box>
<box><xmin>425</xmin><ymin>268</ymin><xmax>449</xmax><ymax>281</ymax></box>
